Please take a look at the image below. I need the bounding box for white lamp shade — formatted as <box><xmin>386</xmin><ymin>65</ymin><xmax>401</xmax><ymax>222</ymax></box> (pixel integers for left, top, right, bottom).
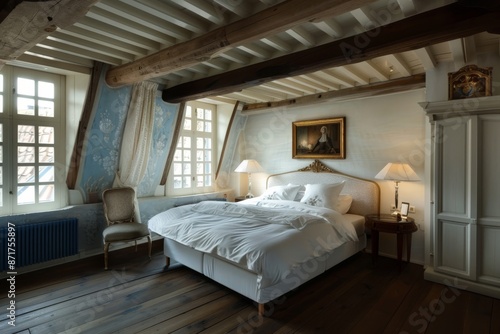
<box><xmin>234</xmin><ymin>159</ymin><xmax>264</xmax><ymax>173</ymax></box>
<box><xmin>375</xmin><ymin>163</ymin><xmax>419</xmax><ymax>181</ymax></box>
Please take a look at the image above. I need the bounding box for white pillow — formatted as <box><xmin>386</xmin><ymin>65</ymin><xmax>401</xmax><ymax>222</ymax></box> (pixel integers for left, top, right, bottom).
<box><xmin>300</xmin><ymin>182</ymin><xmax>345</xmax><ymax>210</ymax></box>
<box><xmin>293</xmin><ymin>184</ymin><xmax>306</xmax><ymax>201</ymax></box>
<box><xmin>260</xmin><ymin>184</ymin><xmax>302</xmax><ymax>201</ymax></box>
<box><xmin>335</xmin><ymin>194</ymin><xmax>353</xmax><ymax>214</ymax></box>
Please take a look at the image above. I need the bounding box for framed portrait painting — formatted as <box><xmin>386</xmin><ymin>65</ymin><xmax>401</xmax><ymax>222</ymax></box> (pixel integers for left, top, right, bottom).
<box><xmin>292</xmin><ymin>117</ymin><xmax>345</xmax><ymax>159</ymax></box>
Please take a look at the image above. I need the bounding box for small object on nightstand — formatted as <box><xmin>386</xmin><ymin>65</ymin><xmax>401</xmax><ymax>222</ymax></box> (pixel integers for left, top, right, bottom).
<box><xmin>365</xmin><ymin>213</ymin><xmax>417</xmax><ymax>270</ymax></box>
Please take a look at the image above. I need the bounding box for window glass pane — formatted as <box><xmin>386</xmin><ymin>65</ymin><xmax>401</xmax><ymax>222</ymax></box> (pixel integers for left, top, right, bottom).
<box><xmin>182</xmin><ymin>176</ymin><xmax>191</xmax><ymax>188</ymax></box>
<box><xmin>17</xmin><ymin>185</ymin><xmax>35</xmax><ymax>205</ymax></box>
<box><xmin>38</xmin><ymin>81</ymin><xmax>54</xmax><ymax>99</ymax></box>
<box><xmin>205</xmin><ymin>175</ymin><xmax>211</xmax><ymax>186</ymax></box>
<box><xmin>0</xmin><ymin>95</ymin><xmax>3</xmax><ymax>113</ymax></box>
<box><xmin>18</xmin><ymin>166</ymin><xmax>35</xmax><ymax>183</ymax></box>
<box><xmin>173</xmin><ymin>176</ymin><xmax>182</xmax><ymax>189</ymax></box>
<box><xmin>185</xmin><ymin>106</ymin><xmax>192</xmax><ymax>118</ymax></box>
<box><xmin>183</xmin><ymin>149</ymin><xmax>191</xmax><ymax>161</ymax></box>
<box><xmin>0</xmin><ymin>74</ymin><xmax>3</xmax><ymax>92</ymax></box>
<box><xmin>205</xmin><ymin>162</ymin><xmax>211</xmax><ymax>174</ymax></box>
<box><xmin>196</xmin><ymin>120</ymin><xmax>204</xmax><ymax>132</ymax></box>
<box><xmin>39</xmin><ymin>146</ymin><xmax>54</xmax><ymax>163</ymax></box>
<box><xmin>204</xmin><ymin>121</ymin><xmax>212</xmax><ymax>132</ymax></box>
<box><xmin>38</xmin><ymin>100</ymin><xmax>54</xmax><ymax>117</ymax></box>
<box><xmin>196</xmin><ymin>163</ymin><xmax>203</xmax><ymax>174</ymax></box>
<box><xmin>196</xmin><ymin>108</ymin><xmax>203</xmax><ymax>119</ymax></box>
<box><xmin>39</xmin><ymin>184</ymin><xmax>54</xmax><ymax>203</ymax></box>
<box><xmin>38</xmin><ymin>126</ymin><xmax>54</xmax><ymax>144</ymax></box>
<box><xmin>18</xmin><ymin>146</ymin><xmax>35</xmax><ymax>163</ymax></box>
<box><xmin>204</xmin><ymin>109</ymin><xmax>212</xmax><ymax>120</ymax></box>
<box><xmin>183</xmin><ymin>118</ymin><xmax>191</xmax><ymax>130</ymax></box>
<box><xmin>0</xmin><ymin>146</ymin><xmax>2</xmax><ymax>163</ymax></box>
<box><xmin>204</xmin><ymin>150</ymin><xmax>211</xmax><ymax>161</ymax></box>
<box><xmin>182</xmin><ymin>136</ymin><xmax>191</xmax><ymax>148</ymax></box>
<box><xmin>17</xmin><ymin>78</ymin><xmax>35</xmax><ymax>96</ymax></box>
<box><xmin>196</xmin><ymin>150</ymin><xmax>203</xmax><ymax>161</ymax></box>
<box><xmin>173</xmin><ymin>162</ymin><xmax>182</xmax><ymax>175</ymax></box>
<box><xmin>196</xmin><ymin>175</ymin><xmax>203</xmax><ymax>187</ymax></box>
<box><xmin>205</xmin><ymin>138</ymin><xmax>211</xmax><ymax>149</ymax></box>
<box><xmin>0</xmin><ymin>123</ymin><xmax>2</xmax><ymax>141</ymax></box>
<box><xmin>0</xmin><ymin>166</ymin><xmax>2</xmax><ymax>186</ymax></box>
<box><xmin>17</xmin><ymin>97</ymin><xmax>35</xmax><ymax>115</ymax></box>
<box><xmin>183</xmin><ymin>163</ymin><xmax>191</xmax><ymax>175</ymax></box>
<box><xmin>17</xmin><ymin>125</ymin><xmax>35</xmax><ymax>144</ymax></box>
<box><xmin>174</xmin><ymin>149</ymin><xmax>182</xmax><ymax>162</ymax></box>
<box><xmin>196</xmin><ymin>138</ymin><xmax>203</xmax><ymax>149</ymax></box>
<box><xmin>18</xmin><ymin>125</ymin><xmax>35</xmax><ymax>143</ymax></box>
<box><xmin>39</xmin><ymin>166</ymin><xmax>54</xmax><ymax>182</ymax></box>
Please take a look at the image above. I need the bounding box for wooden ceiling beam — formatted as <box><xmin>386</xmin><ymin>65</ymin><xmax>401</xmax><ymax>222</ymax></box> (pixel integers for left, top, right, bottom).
<box><xmin>0</xmin><ymin>0</ymin><xmax>99</xmax><ymax>64</ymax></box>
<box><xmin>105</xmin><ymin>0</ymin><xmax>378</xmax><ymax>87</ymax></box>
<box><xmin>242</xmin><ymin>74</ymin><xmax>425</xmax><ymax>113</ymax></box>
<box><xmin>162</xmin><ymin>3</ymin><xmax>500</xmax><ymax>103</ymax></box>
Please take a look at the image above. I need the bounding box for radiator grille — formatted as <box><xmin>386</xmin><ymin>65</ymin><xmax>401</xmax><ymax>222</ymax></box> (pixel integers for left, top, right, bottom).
<box><xmin>1</xmin><ymin>218</ymin><xmax>78</xmax><ymax>271</ymax></box>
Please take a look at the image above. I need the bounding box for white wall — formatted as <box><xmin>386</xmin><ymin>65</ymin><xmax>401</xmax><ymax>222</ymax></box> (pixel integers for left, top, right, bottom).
<box><xmin>237</xmin><ymin>88</ymin><xmax>428</xmax><ymax>264</ymax></box>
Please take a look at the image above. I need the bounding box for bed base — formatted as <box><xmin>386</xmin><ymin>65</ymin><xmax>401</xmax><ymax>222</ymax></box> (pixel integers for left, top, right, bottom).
<box><xmin>163</xmin><ymin>234</ymin><xmax>366</xmax><ymax>316</ymax></box>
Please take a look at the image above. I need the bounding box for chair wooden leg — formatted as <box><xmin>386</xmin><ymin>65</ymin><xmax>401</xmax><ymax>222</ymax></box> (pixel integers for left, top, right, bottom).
<box><xmin>147</xmin><ymin>235</ymin><xmax>152</xmax><ymax>259</ymax></box>
<box><xmin>104</xmin><ymin>242</ymin><xmax>110</xmax><ymax>270</ymax></box>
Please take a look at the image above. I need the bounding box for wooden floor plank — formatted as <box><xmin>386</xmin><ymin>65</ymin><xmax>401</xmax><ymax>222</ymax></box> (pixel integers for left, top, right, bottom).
<box><xmin>1</xmin><ymin>245</ymin><xmax>499</xmax><ymax>334</ymax></box>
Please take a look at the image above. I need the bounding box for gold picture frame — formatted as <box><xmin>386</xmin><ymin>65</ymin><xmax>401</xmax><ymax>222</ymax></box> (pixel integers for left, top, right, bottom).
<box><xmin>292</xmin><ymin>117</ymin><xmax>345</xmax><ymax>159</ymax></box>
<box><xmin>448</xmin><ymin>65</ymin><xmax>492</xmax><ymax>100</ymax></box>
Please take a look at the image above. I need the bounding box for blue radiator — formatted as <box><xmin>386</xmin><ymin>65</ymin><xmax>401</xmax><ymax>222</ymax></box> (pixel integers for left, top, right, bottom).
<box><xmin>1</xmin><ymin>218</ymin><xmax>78</xmax><ymax>271</ymax></box>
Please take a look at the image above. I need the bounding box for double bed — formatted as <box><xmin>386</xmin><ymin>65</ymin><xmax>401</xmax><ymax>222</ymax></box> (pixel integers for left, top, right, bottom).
<box><xmin>148</xmin><ymin>160</ymin><xmax>379</xmax><ymax>315</ymax></box>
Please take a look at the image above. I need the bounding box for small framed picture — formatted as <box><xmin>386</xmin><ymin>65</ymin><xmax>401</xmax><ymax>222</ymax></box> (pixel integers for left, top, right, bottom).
<box><xmin>401</xmin><ymin>202</ymin><xmax>410</xmax><ymax>217</ymax></box>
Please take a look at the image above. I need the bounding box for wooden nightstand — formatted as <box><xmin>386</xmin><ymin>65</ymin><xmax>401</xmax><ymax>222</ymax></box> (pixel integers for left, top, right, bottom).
<box><xmin>234</xmin><ymin>196</ymin><xmax>247</xmax><ymax>202</ymax></box>
<box><xmin>365</xmin><ymin>213</ymin><xmax>418</xmax><ymax>270</ymax></box>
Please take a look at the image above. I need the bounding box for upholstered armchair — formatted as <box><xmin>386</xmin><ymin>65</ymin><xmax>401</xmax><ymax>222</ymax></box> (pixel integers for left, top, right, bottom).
<box><xmin>102</xmin><ymin>187</ymin><xmax>151</xmax><ymax>270</ymax></box>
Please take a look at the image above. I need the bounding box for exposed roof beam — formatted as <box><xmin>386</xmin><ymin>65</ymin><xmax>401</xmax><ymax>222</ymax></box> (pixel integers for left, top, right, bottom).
<box><xmin>171</xmin><ymin>0</ymin><xmax>227</xmax><ymax>26</ymax></box>
<box><xmin>449</xmin><ymin>38</ymin><xmax>465</xmax><ymax>67</ymax></box>
<box><xmin>0</xmin><ymin>0</ymin><xmax>99</xmax><ymax>64</ymax></box>
<box><xmin>243</xmin><ymin>74</ymin><xmax>425</xmax><ymax>113</ymax></box>
<box><xmin>162</xmin><ymin>3</ymin><xmax>500</xmax><ymax>103</ymax></box>
<box><xmin>397</xmin><ymin>0</ymin><xmax>417</xmax><ymax>16</ymax></box>
<box><xmin>386</xmin><ymin>54</ymin><xmax>412</xmax><ymax>76</ymax></box>
<box><xmin>463</xmin><ymin>36</ymin><xmax>477</xmax><ymax>63</ymax></box>
<box><xmin>313</xmin><ymin>19</ymin><xmax>343</xmax><ymax>38</ymax></box>
<box><xmin>105</xmin><ymin>0</ymin><xmax>379</xmax><ymax>87</ymax></box>
<box><xmin>414</xmin><ymin>47</ymin><xmax>437</xmax><ymax>71</ymax></box>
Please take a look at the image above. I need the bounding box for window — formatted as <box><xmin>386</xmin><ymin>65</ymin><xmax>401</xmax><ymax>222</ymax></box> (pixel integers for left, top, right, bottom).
<box><xmin>170</xmin><ymin>102</ymin><xmax>216</xmax><ymax>195</ymax></box>
<box><xmin>0</xmin><ymin>66</ymin><xmax>65</xmax><ymax>215</ymax></box>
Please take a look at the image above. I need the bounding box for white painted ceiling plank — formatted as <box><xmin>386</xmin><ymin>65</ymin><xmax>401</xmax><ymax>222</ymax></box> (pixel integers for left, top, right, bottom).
<box><xmin>128</xmin><ymin>0</ymin><xmax>208</xmax><ymax>34</ymax></box>
<box><xmin>286</xmin><ymin>27</ymin><xmax>315</xmax><ymax>47</ymax></box>
<box><xmin>95</xmin><ymin>1</ymin><xmax>191</xmax><ymax>40</ymax></box>
<box><xmin>313</xmin><ymin>18</ymin><xmax>343</xmax><ymax>38</ymax></box>
<box><xmin>171</xmin><ymin>0</ymin><xmax>227</xmax><ymax>25</ymax></box>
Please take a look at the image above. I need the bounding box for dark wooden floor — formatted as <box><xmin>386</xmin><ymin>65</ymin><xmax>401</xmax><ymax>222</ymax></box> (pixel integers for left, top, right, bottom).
<box><xmin>1</xmin><ymin>241</ymin><xmax>499</xmax><ymax>334</ymax></box>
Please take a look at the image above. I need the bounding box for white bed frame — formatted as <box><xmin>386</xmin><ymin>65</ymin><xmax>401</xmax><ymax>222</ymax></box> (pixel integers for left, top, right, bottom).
<box><xmin>163</xmin><ymin>160</ymin><xmax>380</xmax><ymax>315</ymax></box>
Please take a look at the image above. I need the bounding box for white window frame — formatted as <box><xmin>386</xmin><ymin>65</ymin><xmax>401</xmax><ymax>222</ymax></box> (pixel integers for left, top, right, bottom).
<box><xmin>168</xmin><ymin>101</ymin><xmax>217</xmax><ymax>196</ymax></box>
<box><xmin>0</xmin><ymin>66</ymin><xmax>66</xmax><ymax>215</ymax></box>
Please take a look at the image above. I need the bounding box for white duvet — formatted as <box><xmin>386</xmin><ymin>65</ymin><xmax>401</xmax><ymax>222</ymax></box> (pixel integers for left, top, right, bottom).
<box><xmin>148</xmin><ymin>199</ymin><xmax>358</xmax><ymax>285</ymax></box>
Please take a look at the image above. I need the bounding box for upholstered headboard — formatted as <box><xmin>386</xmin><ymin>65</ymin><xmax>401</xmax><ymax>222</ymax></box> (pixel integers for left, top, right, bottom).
<box><xmin>266</xmin><ymin>160</ymin><xmax>380</xmax><ymax>216</ymax></box>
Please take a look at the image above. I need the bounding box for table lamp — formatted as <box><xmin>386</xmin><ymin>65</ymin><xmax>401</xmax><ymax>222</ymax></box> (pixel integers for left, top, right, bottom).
<box><xmin>375</xmin><ymin>162</ymin><xmax>419</xmax><ymax>213</ymax></box>
<box><xmin>235</xmin><ymin>159</ymin><xmax>264</xmax><ymax>198</ymax></box>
